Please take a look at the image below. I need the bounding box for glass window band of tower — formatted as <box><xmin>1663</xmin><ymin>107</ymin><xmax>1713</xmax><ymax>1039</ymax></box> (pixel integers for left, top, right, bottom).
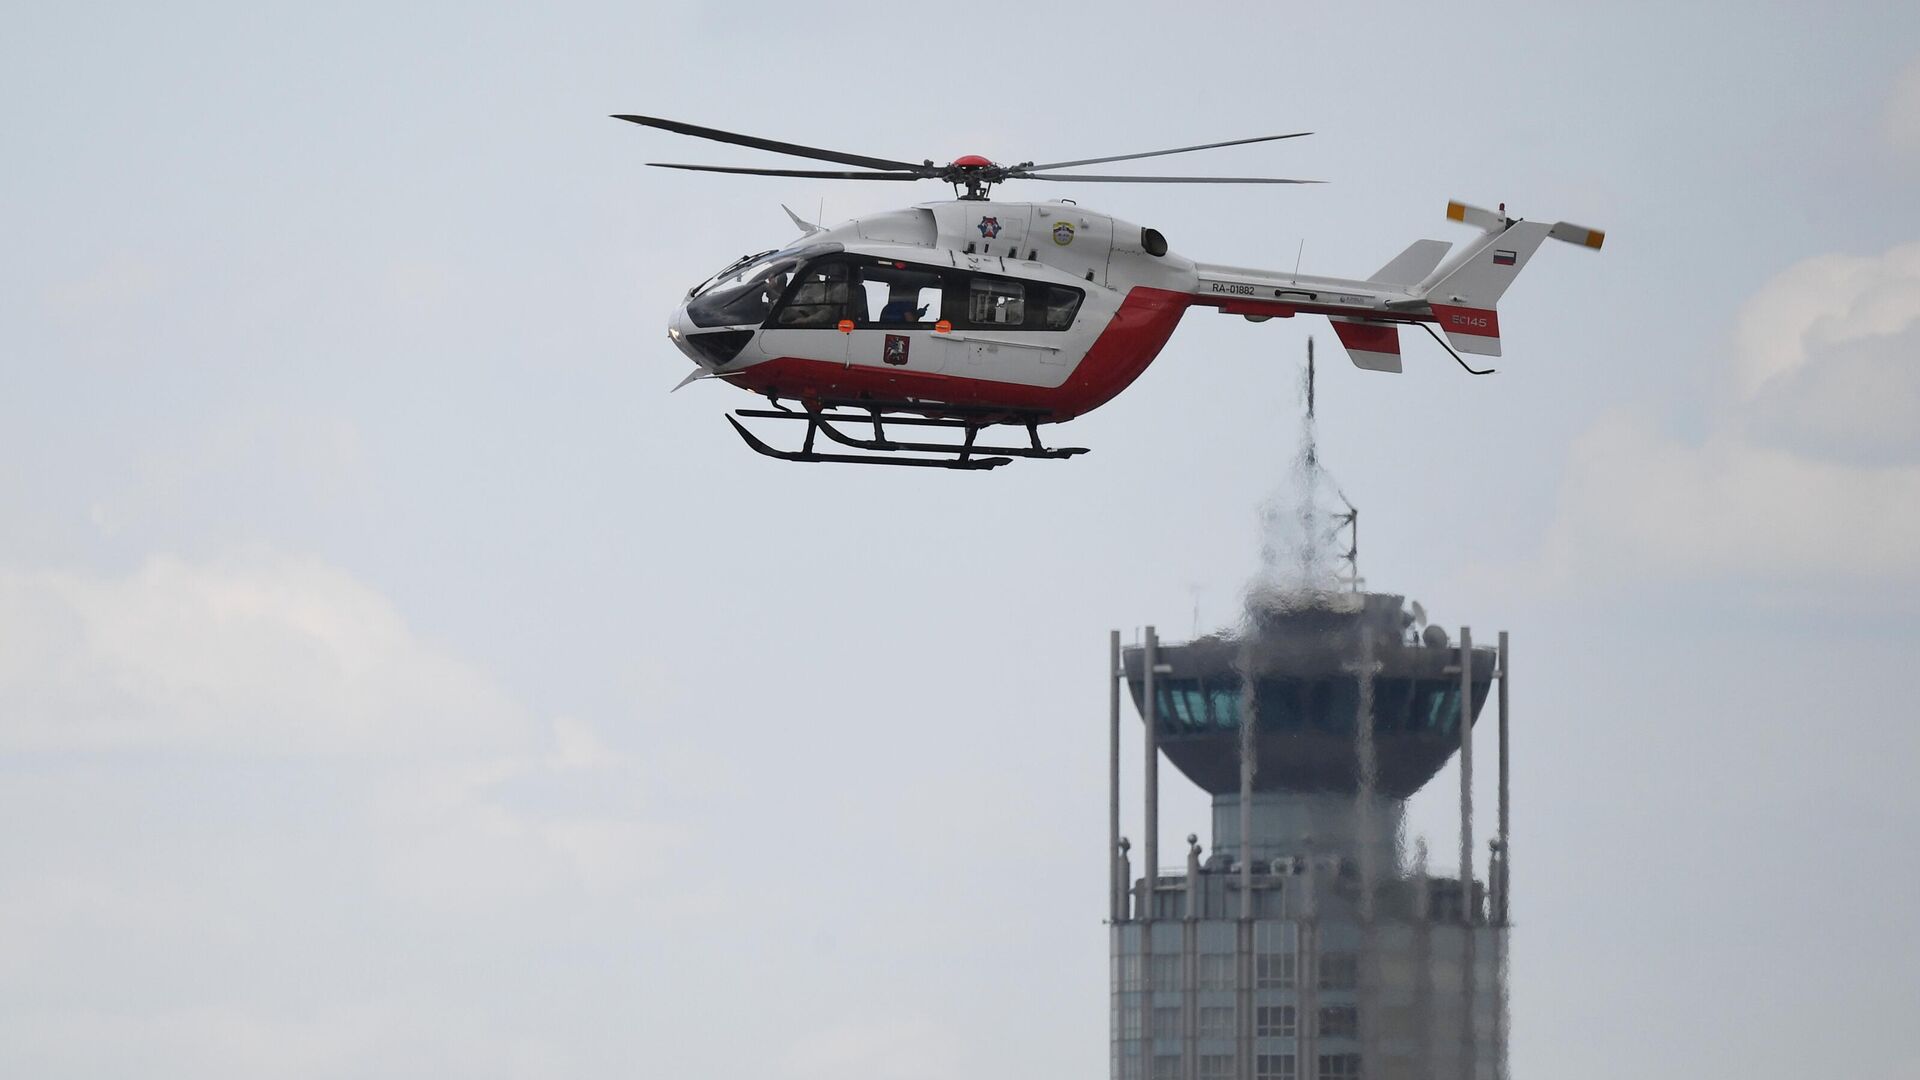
<box><xmin>1145</xmin><ymin>676</ymin><xmax>1470</xmax><ymax>737</ymax></box>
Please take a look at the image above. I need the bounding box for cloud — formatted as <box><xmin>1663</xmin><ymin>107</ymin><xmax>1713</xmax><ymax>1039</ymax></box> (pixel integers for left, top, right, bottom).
<box><xmin>0</xmin><ymin>551</ymin><xmax>693</xmax><ymax>1076</ymax></box>
<box><xmin>1886</xmin><ymin>54</ymin><xmax>1920</xmax><ymax>155</ymax></box>
<box><xmin>370</xmin><ymin>726</ymin><xmax>691</xmax><ymax>907</ymax></box>
<box><xmin>1540</xmin><ymin>412</ymin><xmax>1920</xmax><ymax>589</ymax></box>
<box><xmin>0</xmin><ymin>549</ymin><xmax>692</xmax><ymax>892</ymax></box>
<box><xmin>0</xmin><ymin>552</ymin><xmax>522</xmax><ymax>755</ymax></box>
<box><xmin>1741</xmin><ymin>322</ymin><xmax>1920</xmax><ymax>466</ymax></box>
<box><xmin>1730</xmin><ymin>241</ymin><xmax>1920</xmax><ymax>464</ymax></box>
<box><xmin>1533</xmin><ymin>240</ymin><xmax>1920</xmax><ymax>597</ymax></box>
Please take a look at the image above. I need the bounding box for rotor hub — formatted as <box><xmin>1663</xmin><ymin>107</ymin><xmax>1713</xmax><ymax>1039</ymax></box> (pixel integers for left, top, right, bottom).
<box><xmin>944</xmin><ymin>155</ymin><xmax>1016</xmax><ymax>200</ymax></box>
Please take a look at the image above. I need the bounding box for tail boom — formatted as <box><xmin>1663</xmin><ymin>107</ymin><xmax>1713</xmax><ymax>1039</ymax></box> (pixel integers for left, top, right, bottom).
<box><xmin>1190</xmin><ymin>198</ymin><xmax>1603</xmax><ymax>369</ymax></box>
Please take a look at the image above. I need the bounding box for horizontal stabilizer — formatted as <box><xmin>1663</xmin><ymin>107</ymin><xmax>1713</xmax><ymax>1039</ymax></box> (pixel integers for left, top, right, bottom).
<box><xmin>1369</xmin><ymin>239</ymin><xmax>1452</xmax><ymax>287</ymax></box>
<box><xmin>1330</xmin><ymin>316</ymin><xmax>1402</xmax><ymax>372</ymax></box>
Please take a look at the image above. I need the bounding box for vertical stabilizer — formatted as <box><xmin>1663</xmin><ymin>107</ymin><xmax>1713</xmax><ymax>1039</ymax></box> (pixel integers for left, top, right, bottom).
<box><xmin>1423</xmin><ymin>207</ymin><xmax>1553</xmax><ymax>357</ymax></box>
<box><xmin>1368</xmin><ymin>239</ymin><xmax>1452</xmax><ymax>288</ymax></box>
<box><xmin>1422</xmin><ymin>202</ymin><xmax>1605</xmax><ymax>357</ymax></box>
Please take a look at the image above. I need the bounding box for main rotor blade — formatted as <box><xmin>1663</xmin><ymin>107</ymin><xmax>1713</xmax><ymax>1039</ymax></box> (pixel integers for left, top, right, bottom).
<box><xmin>613</xmin><ymin>114</ymin><xmax>926</xmax><ymax>173</ymax></box>
<box><xmin>1024</xmin><ymin>132</ymin><xmax>1311</xmax><ymax>172</ymax></box>
<box><xmin>1024</xmin><ymin>173</ymin><xmax>1324</xmax><ymax>184</ymax></box>
<box><xmin>649</xmin><ymin>163</ymin><xmax>925</xmax><ymax>181</ymax></box>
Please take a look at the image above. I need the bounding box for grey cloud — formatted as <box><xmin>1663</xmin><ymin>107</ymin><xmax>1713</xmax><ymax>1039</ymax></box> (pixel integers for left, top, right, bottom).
<box><xmin>0</xmin><ymin>553</ymin><xmax>525</xmax><ymax>755</ymax></box>
<box><xmin>1741</xmin><ymin>321</ymin><xmax>1920</xmax><ymax>467</ymax></box>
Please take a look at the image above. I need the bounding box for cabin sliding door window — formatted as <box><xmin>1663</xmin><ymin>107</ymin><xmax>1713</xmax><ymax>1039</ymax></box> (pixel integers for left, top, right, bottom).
<box><xmin>853</xmin><ymin>262</ymin><xmax>945</xmax><ymax>327</ymax></box>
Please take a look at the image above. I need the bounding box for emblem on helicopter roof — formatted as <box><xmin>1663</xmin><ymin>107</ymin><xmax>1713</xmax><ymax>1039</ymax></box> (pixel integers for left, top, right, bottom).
<box><xmin>1052</xmin><ymin>221</ymin><xmax>1076</xmax><ymax>246</ymax></box>
<box><xmin>976</xmin><ymin>216</ymin><xmax>1001</xmax><ymax>239</ymax></box>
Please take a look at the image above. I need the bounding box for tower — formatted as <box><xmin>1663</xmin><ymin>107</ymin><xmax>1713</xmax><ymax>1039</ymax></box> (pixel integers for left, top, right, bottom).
<box><xmin>1108</xmin><ymin>593</ymin><xmax>1511</xmax><ymax>1080</ymax></box>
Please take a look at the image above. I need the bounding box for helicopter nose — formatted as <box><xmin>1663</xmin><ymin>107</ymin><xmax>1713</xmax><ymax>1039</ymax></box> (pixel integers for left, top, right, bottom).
<box><xmin>668</xmin><ymin>304</ymin><xmax>755</xmax><ymax>370</ymax></box>
<box><xmin>667</xmin><ymin>304</ymin><xmax>702</xmax><ymax>364</ymax></box>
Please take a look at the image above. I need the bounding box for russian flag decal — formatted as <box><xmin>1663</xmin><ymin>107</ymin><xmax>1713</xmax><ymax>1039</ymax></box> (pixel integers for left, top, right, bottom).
<box><xmin>1492</xmin><ymin>249</ymin><xmax>1517</xmax><ymax>266</ymax></box>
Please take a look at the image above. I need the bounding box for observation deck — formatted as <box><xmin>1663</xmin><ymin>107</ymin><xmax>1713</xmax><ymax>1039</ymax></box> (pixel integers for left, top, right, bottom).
<box><xmin>1121</xmin><ymin>592</ymin><xmax>1495</xmax><ymax>799</ymax></box>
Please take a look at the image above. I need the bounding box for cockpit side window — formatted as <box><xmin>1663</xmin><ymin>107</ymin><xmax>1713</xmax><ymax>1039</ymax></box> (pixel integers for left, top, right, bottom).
<box><xmin>774</xmin><ymin>259</ymin><xmax>853</xmax><ymax>328</ymax></box>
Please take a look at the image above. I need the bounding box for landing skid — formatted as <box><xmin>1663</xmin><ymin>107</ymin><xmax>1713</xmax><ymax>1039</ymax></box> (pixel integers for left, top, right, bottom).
<box><xmin>726</xmin><ymin>400</ymin><xmax>1090</xmax><ymax>470</ymax></box>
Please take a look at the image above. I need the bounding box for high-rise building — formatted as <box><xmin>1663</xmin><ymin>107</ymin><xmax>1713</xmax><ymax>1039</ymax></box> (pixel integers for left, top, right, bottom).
<box><xmin>1109</xmin><ymin>592</ymin><xmax>1511</xmax><ymax>1080</ymax></box>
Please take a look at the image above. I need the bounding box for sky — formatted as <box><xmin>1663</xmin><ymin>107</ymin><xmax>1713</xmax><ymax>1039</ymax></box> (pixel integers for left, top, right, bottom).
<box><xmin>3</xmin><ymin>2</ymin><xmax>1918</xmax><ymax>1077</ymax></box>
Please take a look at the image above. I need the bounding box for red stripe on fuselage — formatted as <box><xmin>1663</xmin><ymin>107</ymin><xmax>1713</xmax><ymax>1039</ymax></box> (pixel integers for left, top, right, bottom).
<box><xmin>722</xmin><ymin>287</ymin><xmax>1193</xmax><ymax>422</ymax></box>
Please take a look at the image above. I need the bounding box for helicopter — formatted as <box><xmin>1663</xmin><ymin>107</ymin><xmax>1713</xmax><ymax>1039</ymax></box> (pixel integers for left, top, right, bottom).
<box><xmin>619</xmin><ymin>114</ymin><xmax>1604</xmax><ymax>470</ymax></box>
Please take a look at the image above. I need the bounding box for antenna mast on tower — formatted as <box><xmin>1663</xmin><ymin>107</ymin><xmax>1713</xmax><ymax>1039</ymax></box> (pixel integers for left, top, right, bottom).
<box><xmin>1335</xmin><ymin>489</ymin><xmax>1362</xmax><ymax>592</ymax></box>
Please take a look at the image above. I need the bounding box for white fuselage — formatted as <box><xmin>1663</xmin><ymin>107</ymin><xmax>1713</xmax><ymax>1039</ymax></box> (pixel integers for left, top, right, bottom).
<box><xmin>667</xmin><ymin>198</ymin><xmax>1443</xmax><ymax>420</ymax></box>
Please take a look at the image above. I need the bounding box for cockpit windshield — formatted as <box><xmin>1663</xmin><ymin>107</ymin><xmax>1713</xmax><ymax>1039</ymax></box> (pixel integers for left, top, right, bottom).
<box><xmin>685</xmin><ymin>242</ymin><xmax>843</xmax><ymax>329</ymax></box>
<box><xmin>686</xmin><ymin>251</ymin><xmax>795</xmax><ymax>328</ymax></box>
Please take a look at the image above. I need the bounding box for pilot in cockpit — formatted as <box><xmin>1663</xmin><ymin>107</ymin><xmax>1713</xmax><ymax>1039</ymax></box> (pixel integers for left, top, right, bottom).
<box><xmin>762</xmin><ymin>270</ymin><xmax>790</xmax><ymax>307</ymax></box>
<box><xmin>878</xmin><ymin>285</ymin><xmax>928</xmax><ymax>324</ymax></box>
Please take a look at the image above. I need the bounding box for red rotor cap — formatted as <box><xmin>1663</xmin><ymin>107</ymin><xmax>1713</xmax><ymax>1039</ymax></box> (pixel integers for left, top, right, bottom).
<box><xmin>950</xmin><ymin>154</ymin><xmax>994</xmax><ymax>168</ymax></box>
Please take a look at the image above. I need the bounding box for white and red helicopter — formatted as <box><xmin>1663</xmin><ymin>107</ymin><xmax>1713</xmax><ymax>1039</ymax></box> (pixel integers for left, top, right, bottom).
<box><xmin>621</xmin><ymin>114</ymin><xmax>1603</xmax><ymax>469</ymax></box>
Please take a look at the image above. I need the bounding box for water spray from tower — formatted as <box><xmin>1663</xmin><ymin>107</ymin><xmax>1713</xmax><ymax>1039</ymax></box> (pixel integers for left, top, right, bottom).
<box><xmin>1247</xmin><ymin>337</ymin><xmax>1362</xmax><ymax>618</ymax></box>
